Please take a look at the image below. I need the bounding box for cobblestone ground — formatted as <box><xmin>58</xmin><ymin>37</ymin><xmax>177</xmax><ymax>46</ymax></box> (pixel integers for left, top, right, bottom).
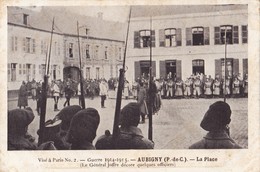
<box><xmin>8</xmin><ymin>96</ymin><xmax>248</xmax><ymax>149</ymax></box>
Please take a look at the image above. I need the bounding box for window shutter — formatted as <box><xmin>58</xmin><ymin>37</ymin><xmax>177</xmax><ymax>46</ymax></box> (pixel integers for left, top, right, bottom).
<box><xmin>186</xmin><ymin>28</ymin><xmax>192</xmax><ymax>46</ymax></box>
<box><xmin>176</xmin><ymin>28</ymin><xmax>182</xmax><ymax>46</ymax></box>
<box><xmin>214</xmin><ymin>27</ymin><xmax>220</xmax><ymax>45</ymax></box>
<box><xmin>23</xmin><ymin>38</ymin><xmax>26</xmax><ymax>52</ymax></box>
<box><xmin>242</xmin><ymin>25</ymin><xmax>248</xmax><ymax>44</ymax></box>
<box><xmin>32</xmin><ymin>39</ymin><xmax>36</xmax><ymax>53</ymax></box>
<box><xmin>243</xmin><ymin>59</ymin><xmax>248</xmax><ymax>77</ymax></box>
<box><xmin>233</xmin><ymin>58</ymin><xmax>239</xmax><ymax>76</ymax></box>
<box><xmin>215</xmin><ymin>59</ymin><xmax>222</xmax><ymax>79</ymax></box>
<box><xmin>151</xmin><ymin>30</ymin><xmax>155</xmax><ymax>47</ymax></box>
<box><xmin>134</xmin><ymin>31</ymin><xmax>140</xmax><ymax>48</ymax></box>
<box><xmin>135</xmin><ymin>61</ymin><xmax>140</xmax><ymax>80</ymax></box>
<box><xmin>159</xmin><ymin>29</ymin><xmax>165</xmax><ymax>47</ymax></box>
<box><xmin>160</xmin><ymin>61</ymin><xmax>166</xmax><ymax>78</ymax></box>
<box><xmin>204</xmin><ymin>27</ymin><xmax>210</xmax><ymax>45</ymax></box>
<box><xmin>152</xmin><ymin>61</ymin><xmax>156</xmax><ymax>77</ymax></box>
<box><xmin>176</xmin><ymin>60</ymin><xmax>182</xmax><ymax>79</ymax></box>
<box><xmin>233</xmin><ymin>26</ymin><xmax>239</xmax><ymax>44</ymax></box>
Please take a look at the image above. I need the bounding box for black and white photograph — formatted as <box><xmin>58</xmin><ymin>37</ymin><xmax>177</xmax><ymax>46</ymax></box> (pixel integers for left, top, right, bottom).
<box><xmin>2</xmin><ymin>1</ymin><xmax>259</xmax><ymax>171</ymax></box>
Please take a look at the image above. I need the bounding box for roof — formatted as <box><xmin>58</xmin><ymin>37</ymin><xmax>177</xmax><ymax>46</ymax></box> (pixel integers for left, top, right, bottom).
<box><xmin>8</xmin><ymin>6</ymin><xmax>126</xmax><ymax>42</ymax></box>
<box><xmin>131</xmin><ymin>5</ymin><xmax>248</xmax><ymax>18</ymax></box>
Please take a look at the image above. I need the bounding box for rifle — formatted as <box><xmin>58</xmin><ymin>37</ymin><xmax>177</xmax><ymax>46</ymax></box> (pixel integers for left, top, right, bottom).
<box><xmin>77</xmin><ymin>21</ymin><xmax>85</xmax><ymax>109</ymax></box>
<box><xmin>112</xmin><ymin>7</ymin><xmax>132</xmax><ymax>143</ymax></box>
<box><xmin>148</xmin><ymin>16</ymin><xmax>153</xmax><ymax>141</ymax></box>
<box><xmin>38</xmin><ymin>17</ymin><xmax>55</xmax><ymax>145</ymax></box>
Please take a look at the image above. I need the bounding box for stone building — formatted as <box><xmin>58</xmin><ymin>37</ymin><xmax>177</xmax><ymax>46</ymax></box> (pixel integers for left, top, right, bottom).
<box><xmin>8</xmin><ymin>6</ymin><xmax>125</xmax><ymax>95</ymax></box>
<box><xmin>125</xmin><ymin>5</ymin><xmax>248</xmax><ymax>82</ymax></box>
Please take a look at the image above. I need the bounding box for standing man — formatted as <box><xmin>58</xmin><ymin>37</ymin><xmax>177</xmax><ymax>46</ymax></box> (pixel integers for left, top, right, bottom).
<box><xmin>18</xmin><ymin>81</ymin><xmax>29</xmax><ymax>109</ymax></box>
<box><xmin>63</xmin><ymin>82</ymin><xmax>74</xmax><ymax>107</ymax></box>
<box><xmin>99</xmin><ymin>79</ymin><xmax>108</xmax><ymax>108</ymax></box>
<box><xmin>52</xmin><ymin>80</ymin><xmax>60</xmax><ymax>111</ymax></box>
<box><xmin>137</xmin><ymin>82</ymin><xmax>148</xmax><ymax>123</ymax></box>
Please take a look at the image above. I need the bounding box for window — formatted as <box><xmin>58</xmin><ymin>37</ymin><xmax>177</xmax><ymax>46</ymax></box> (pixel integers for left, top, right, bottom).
<box><xmin>23</xmin><ymin>37</ymin><xmax>35</xmax><ymax>53</ymax></box>
<box><xmin>26</xmin><ymin>37</ymin><xmax>31</xmax><ymax>53</ymax></box>
<box><xmin>94</xmin><ymin>45</ymin><xmax>99</xmax><ymax>59</ymax></box>
<box><xmin>96</xmin><ymin>67</ymin><xmax>100</xmax><ymax>80</ymax></box>
<box><xmin>86</xmin><ymin>67</ymin><xmax>90</xmax><ymax>79</ymax></box>
<box><xmin>134</xmin><ymin>30</ymin><xmax>155</xmax><ymax>48</ymax></box>
<box><xmin>23</xmin><ymin>14</ymin><xmax>29</xmax><ymax>25</ymax></box>
<box><xmin>19</xmin><ymin>64</ymin><xmax>22</xmax><ymax>75</ymax></box>
<box><xmin>57</xmin><ymin>42</ymin><xmax>60</xmax><ymax>56</ymax></box>
<box><xmin>165</xmin><ymin>28</ymin><xmax>177</xmax><ymax>47</ymax></box>
<box><xmin>11</xmin><ymin>36</ymin><xmax>18</xmax><ymax>51</ymax></box>
<box><xmin>54</xmin><ymin>42</ymin><xmax>57</xmax><ymax>55</ymax></box>
<box><xmin>118</xmin><ymin>47</ymin><xmax>121</xmax><ymax>60</ymax></box>
<box><xmin>186</xmin><ymin>27</ymin><xmax>209</xmax><ymax>46</ymax></box>
<box><xmin>192</xmin><ymin>27</ymin><xmax>204</xmax><ymax>45</ymax></box>
<box><xmin>41</xmin><ymin>40</ymin><xmax>47</xmax><ymax>54</ymax></box>
<box><xmin>242</xmin><ymin>25</ymin><xmax>248</xmax><ymax>44</ymax></box>
<box><xmin>23</xmin><ymin>64</ymin><xmax>26</xmax><ymax>75</ymax></box>
<box><xmin>69</xmin><ymin>43</ymin><xmax>73</xmax><ymax>58</ymax></box>
<box><xmin>192</xmin><ymin>59</ymin><xmax>204</xmax><ymax>74</ymax></box>
<box><xmin>140</xmin><ymin>30</ymin><xmax>151</xmax><ymax>48</ymax></box>
<box><xmin>86</xmin><ymin>45</ymin><xmax>90</xmax><ymax>59</ymax></box>
<box><xmin>8</xmin><ymin>64</ymin><xmax>10</xmax><ymax>81</ymax></box>
<box><xmin>8</xmin><ymin>63</ymin><xmax>17</xmax><ymax>81</ymax></box>
<box><xmin>215</xmin><ymin>25</ymin><xmax>239</xmax><ymax>45</ymax></box>
<box><xmin>104</xmin><ymin>46</ymin><xmax>108</xmax><ymax>59</ymax></box>
<box><xmin>221</xmin><ymin>59</ymin><xmax>233</xmax><ymax>77</ymax></box>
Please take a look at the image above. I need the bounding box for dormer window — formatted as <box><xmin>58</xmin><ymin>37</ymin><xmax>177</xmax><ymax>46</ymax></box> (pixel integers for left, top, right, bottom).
<box><xmin>23</xmin><ymin>14</ymin><xmax>29</xmax><ymax>25</ymax></box>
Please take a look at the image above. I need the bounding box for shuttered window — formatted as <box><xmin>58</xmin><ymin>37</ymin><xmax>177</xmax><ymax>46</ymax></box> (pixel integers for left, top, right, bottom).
<box><xmin>134</xmin><ymin>61</ymin><xmax>141</xmax><ymax>80</ymax></box>
<box><xmin>176</xmin><ymin>60</ymin><xmax>182</xmax><ymax>79</ymax></box>
<box><xmin>134</xmin><ymin>31</ymin><xmax>140</xmax><ymax>48</ymax></box>
<box><xmin>233</xmin><ymin>26</ymin><xmax>239</xmax><ymax>44</ymax></box>
<box><xmin>159</xmin><ymin>29</ymin><xmax>165</xmax><ymax>47</ymax></box>
<box><xmin>160</xmin><ymin>61</ymin><xmax>166</xmax><ymax>78</ymax></box>
<box><xmin>214</xmin><ymin>27</ymin><xmax>221</xmax><ymax>45</ymax></box>
<box><xmin>204</xmin><ymin>27</ymin><xmax>210</xmax><ymax>45</ymax></box>
<box><xmin>176</xmin><ymin>28</ymin><xmax>182</xmax><ymax>46</ymax></box>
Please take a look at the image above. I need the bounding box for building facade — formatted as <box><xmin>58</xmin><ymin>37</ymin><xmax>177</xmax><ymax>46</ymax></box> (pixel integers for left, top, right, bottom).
<box><xmin>125</xmin><ymin>5</ymin><xmax>248</xmax><ymax>83</ymax></box>
<box><xmin>8</xmin><ymin>7</ymin><xmax>125</xmax><ymax>94</ymax></box>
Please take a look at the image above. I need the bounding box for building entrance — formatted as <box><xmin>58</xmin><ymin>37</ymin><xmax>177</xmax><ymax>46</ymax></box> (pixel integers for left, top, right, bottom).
<box><xmin>192</xmin><ymin>59</ymin><xmax>205</xmax><ymax>75</ymax></box>
<box><xmin>165</xmin><ymin>60</ymin><xmax>176</xmax><ymax>79</ymax></box>
<box><xmin>63</xmin><ymin>66</ymin><xmax>80</xmax><ymax>83</ymax></box>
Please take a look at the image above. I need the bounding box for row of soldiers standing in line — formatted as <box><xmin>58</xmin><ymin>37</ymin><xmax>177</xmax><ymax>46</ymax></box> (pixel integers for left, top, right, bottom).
<box><xmin>131</xmin><ymin>73</ymin><xmax>248</xmax><ymax>100</ymax></box>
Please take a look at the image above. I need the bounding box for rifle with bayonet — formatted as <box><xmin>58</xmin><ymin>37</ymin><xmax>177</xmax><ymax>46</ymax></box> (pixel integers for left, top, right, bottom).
<box><xmin>38</xmin><ymin>17</ymin><xmax>55</xmax><ymax>146</ymax></box>
<box><xmin>111</xmin><ymin>7</ymin><xmax>132</xmax><ymax>145</ymax></box>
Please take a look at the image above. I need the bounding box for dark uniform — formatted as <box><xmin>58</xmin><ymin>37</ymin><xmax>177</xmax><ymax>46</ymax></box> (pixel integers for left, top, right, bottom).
<box><xmin>95</xmin><ymin>103</ymin><xmax>154</xmax><ymax>149</ymax></box>
<box><xmin>189</xmin><ymin>101</ymin><xmax>242</xmax><ymax>149</ymax></box>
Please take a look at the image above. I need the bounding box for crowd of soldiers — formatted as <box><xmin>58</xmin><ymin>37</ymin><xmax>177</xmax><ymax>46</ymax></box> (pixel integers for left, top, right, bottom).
<box><xmin>132</xmin><ymin>72</ymin><xmax>248</xmax><ymax>100</ymax></box>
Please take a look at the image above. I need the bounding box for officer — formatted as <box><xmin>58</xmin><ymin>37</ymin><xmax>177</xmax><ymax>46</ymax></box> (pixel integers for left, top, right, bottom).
<box><xmin>95</xmin><ymin>102</ymin><xmax>154</xmax><ymax>149</ymax></box>
<box><xmin>189</xmin><ymin>101</ymin><xmax>242</xmax><ymax>149</ymax></box>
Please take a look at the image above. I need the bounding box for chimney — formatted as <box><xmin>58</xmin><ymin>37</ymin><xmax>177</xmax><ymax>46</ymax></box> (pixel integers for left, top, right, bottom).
<box><xmin>97</xmin><ymin>12</ymin><xmax>103</xmax><ymax>20</ymax></box>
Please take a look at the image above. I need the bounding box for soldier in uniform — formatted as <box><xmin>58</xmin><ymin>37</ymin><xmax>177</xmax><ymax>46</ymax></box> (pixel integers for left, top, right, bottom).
<box><xmin>193</xmin><ymin>76</ymin><xmax>202</xmax><ymax>98</ymax></box>
<box><xmin>204</xmin><ymin>77</ymin><xmax>212</xmax><ymax>98</ymax></box>
<box><xmin>63</xmin><ymin>82</ymin><xmax>74</xmax><ymax>107</ymax></box>
<box><xmin>132</xmin><ymin>80</ymin><xmax>139</xmax><ymax>100</ymax></box>
<box><xmin>124</xmin><ymin>79</ymin><xmax>130</xmax><ymax>99</ymax></box>
<box><xmin>232</xmin><ymin>77</ymin><xmax>240</xmax><ymax>98</ymax></box>
<box><xmin>189</xmin><ymin>101</ymin><xmax>242</xmax><ymax>149</ymax></box>
<box><xmin>36</xmin><ymin>82</ymin><xmax>42</xmax><ymax>115</ymax></box>
<box><xmin>18</xmin><ymin>81</ymin><xmax>29</xmax><ymax>109</ymax></box>
<box><xmin>52</xmin><ymin>80</ymin><xmax>61</xmax><ymax>111</ymax></box>
<box><xmin>95</xmin><ymin>103</ymin><xmax>154</xmax><ymax>149</ymax></box>
<box><xmin>212</xmin><ymin>78</ymin><xmax>221</xmax><ymax>98</ymax></box>
<box><xmin>183</xmin><ymin>78</ymin><xmax>192</xmax><ymax>98</ymax></box>
<box><xmin>99</xmin><ymin>79</ymin><xmax>108</xmax><ymax>108</ymax></box>
<box><xmin>137</xmin><ymin>82</ymin><xmax>148</xmax><ymax>123</ymax></box>
<box><xmin>67</xmin><ymin>108</ymin><xmax>100</xmax><ymax>150</ymax></box>
<box><xmin>175</xmin><ymin>78</ymin><xmax>183</xmax><ymax>99</ymax></box>
<box><xmin>166</xmin><ymin>79</ymin><xmax>174</xmax><ymax>99</ymax></box>
<box><xmin>223</xmin><ymin>77</ymin><xmax>231</xmax><ymax>98</ymax></box>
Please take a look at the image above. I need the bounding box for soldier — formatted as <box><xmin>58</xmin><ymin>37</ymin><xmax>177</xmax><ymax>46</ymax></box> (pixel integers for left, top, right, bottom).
<box><xmin>232</xmin><ymin>77</ymin><xmax>240</xmax><ymax>98</ymax></box>
<box><xmin>67</xmin><ymin>108</ymin><xmax>100</xmax><ymax>150</ymax></box>
<box><xmin>175</xmin><ymin>78</ymin><xmax>183</xmax><ymax>99</ymax></box>
<box><xmin>137</xmin><ymin>82</ymin><xmax>148</xmax><ymax>123</ymax></box>
<box><xmin>183</xmin><ymin>78</ymin><xmax>192</xmax><ymax>98</ymax></box>
<box><xmin>132</xmin><ymin>79</ymin><xmax>139</xmax><ymax>100</ymax></box>
<box><xmin>99</xmin><ymin>79</ymin><xmax>108</xmax><ymax>108</ymax></box>
<box><xmin>189</xmin><ymin>101</ymin><xmax>242</xmax><ymax>149</ymax></box>
<box><xmin>193</xmin><ymin>76</ymin><xmax>202</xmax><ymax>98</ymax></box>
<box><xmin>124</xmin><ymin>79</ymin><xmax>130</xmax><ymax>99</ymax></box>
<box><xmin>204</xmin><ymin>77</ymin><xmax>212</xmax><ymax>98</ymax></box>
<box><xmin>52</xmin><ymin>80</ymin><xmax>61</xmax><ymax>111</ymax></box>
<box><xmin>8</xmin><ymin>107</ymin><xmax>56</xmax><ymax>150</ymax></box>
<box><xmin>166</xmin><ymin>79</ymin><xmax>174</xmax><ymax>99</ymax></box>
<box><xmin>63</xmin><ymin>82</ymin><xmax>74</xmax><ymax>107</ymax></box>
<box><xmin>46</xmin><ymin>105</ymin><xmax>82</xmax><ymax>150</ymax></box>
<box><xmin>95</xmin><ymin>103</ymin><xmax>154</xmax><ymax>149</ymax></box>
<box><xmin>212</xmin><ymin>78</ymin><xmax>221</xmax><ymax>98</ymax></box>
<box><xmin>18</xmin><ymin>81</ymin><xmax>29</xmax><ymax>109</ymax></box>
<box><xmin>36</xmin><ymin>82</ymin><xmax>42</xmax><ymax>115</ymax></box>
<box><xmin>223</xmin><ymin>76</ymin><xmax>231</xmax><ymax>98</ymax></box>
